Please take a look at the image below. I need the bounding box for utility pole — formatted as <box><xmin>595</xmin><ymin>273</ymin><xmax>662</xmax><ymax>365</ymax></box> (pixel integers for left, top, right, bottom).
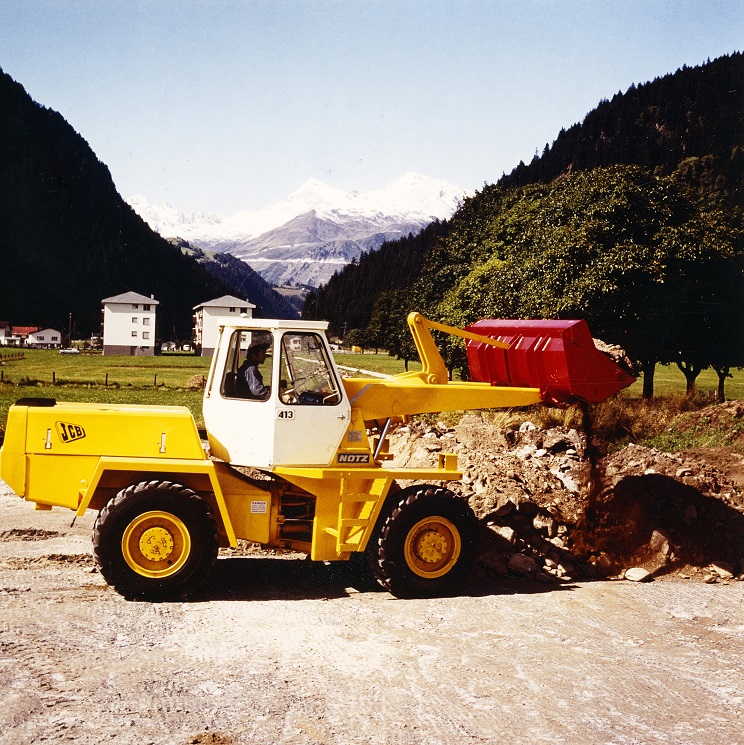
<box><xmin>68</xmin><ymin>312</ymin><xmax>72</xmax><ymax>347</ymax></box>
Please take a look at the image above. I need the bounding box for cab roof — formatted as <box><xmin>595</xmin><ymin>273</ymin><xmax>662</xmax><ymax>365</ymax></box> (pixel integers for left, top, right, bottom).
<box><xmin>219</xmin><ymin>317</ymin><xmax>329</xmax><ymax>332</ymax></box>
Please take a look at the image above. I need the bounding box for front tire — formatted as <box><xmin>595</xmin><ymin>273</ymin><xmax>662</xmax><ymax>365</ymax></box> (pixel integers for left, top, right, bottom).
<box><xmin>93</xmin><ymin>480</ymin><xmax>219</xmax><ymax>601</ymax></box>
<box><xmin>368</xmin><ymin>485</ymin><xmax>477</xmax><ymax>598</ymax></box>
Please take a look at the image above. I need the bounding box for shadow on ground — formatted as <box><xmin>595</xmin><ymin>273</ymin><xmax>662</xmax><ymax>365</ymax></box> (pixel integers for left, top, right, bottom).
<box><xmin>190</xmin><ymin>555</ymin><xmax>578</xmax><ymax>602</ymax></box>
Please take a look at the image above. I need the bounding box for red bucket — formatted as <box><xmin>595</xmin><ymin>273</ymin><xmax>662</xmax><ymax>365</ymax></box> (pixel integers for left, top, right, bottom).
<box><xmin>465</xmin><ymin>319</ymin><xmax>635</xmax><ymax>405</ymax></box>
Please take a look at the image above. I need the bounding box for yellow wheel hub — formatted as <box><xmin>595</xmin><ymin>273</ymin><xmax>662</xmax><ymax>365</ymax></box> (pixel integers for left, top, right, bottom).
<box><xmin>404</xmin><ymin>516</ymin><xmax>461</xmax><ymax>578</ymax></box>
<box><xmin>122</xmin><ymin>511</ymin><xmax>191</xmax><ymax>578</ymax></box>
<box><xmin>139</xmin><ymin>527</ymin><xmax>175</xmax><ymax>562</ymax></box>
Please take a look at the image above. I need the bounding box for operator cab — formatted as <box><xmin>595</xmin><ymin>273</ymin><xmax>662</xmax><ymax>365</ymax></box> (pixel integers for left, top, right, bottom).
<box><xmin>203</xmin><ymin>319</ymin><xmax>351</xmax><ymax>468</ymax></box>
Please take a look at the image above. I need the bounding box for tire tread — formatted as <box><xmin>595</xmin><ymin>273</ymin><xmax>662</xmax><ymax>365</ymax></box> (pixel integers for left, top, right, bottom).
<box><xmin>367</xmin><ymin>484</ymin><xmax>476</xmax><ymax>598</ymax></box>
<box><xmin>93</xmin><ymin>480</ymin><xmax>219</xmax><ymax>601</ymax></box>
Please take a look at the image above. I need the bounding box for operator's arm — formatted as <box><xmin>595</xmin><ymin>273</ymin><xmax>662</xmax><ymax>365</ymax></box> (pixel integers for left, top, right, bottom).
<box><xmin>244</xmin><ymin>365</ymin><xmax>270</xmax><ymax>399</ymax></box>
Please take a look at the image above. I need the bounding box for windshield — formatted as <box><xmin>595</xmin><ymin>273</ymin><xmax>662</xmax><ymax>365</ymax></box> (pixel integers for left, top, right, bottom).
<box><xmin>279</xmin><ymin>333</ymin><xmax>341</xmax><ymax>405</ymax></box>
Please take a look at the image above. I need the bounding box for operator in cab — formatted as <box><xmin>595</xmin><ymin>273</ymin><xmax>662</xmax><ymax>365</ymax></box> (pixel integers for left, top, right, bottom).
<box><xmin>237</xmin><ymin>341</ymin><xmax>271</xmax><ymax>399</ymax></box>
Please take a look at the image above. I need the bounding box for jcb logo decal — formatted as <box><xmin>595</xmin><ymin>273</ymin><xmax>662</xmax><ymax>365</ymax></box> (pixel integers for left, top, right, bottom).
<box><xmin>56</xmin><ymin>422</ymin><xmax>86</xmax><ymax>443</ymax></box>
<box><xmin>337</xmin><ymin>453</ymin><xmax>370</xmax><ymax>464</ymax></box>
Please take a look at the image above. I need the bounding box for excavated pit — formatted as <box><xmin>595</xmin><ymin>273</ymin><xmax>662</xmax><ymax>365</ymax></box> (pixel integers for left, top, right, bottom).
<box><xmin>387</xmin><ymin>401</ymin><xmax>744</xmax><ymax>584</ymax></box>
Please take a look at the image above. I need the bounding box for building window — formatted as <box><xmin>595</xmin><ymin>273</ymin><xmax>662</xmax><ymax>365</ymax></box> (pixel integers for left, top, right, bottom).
<box><xmin>131</xmin><ymin>331</ymin><xmax>138</xmax><ymax>337</ymax></box>
<box><xmin>38</xmin><ymin>336</ymin><xmax>44</xmax><ymax>341</ymax></box>
<box><xmin>132</xmin><ymin>317</ymin><xmax>138</xmax><ymax>323</ymax></box>
<box><xmin>229</xmin><ymin>307</ymin><xmax>236</xmax><ymax>312</ymax></box>
<box><xmin>51</xmin><ymin>336</ymin><xmax>58</xmax><ymax>341</ymax></box>
<box><xmin>132</xmin><ymin>304</ymin><xmax>139</xmax><ymax>309</ymax></box>
<box><xmin>143</xmin><ymin>304</ymin><xmax>151</xmax><ymax>311</ymax></box>
<box><xmin>240</xmin><ymin>307</ymin><xmax>248</xmax><ymax>313</ymax></box>
<box><xmin>142</xmin><ymin>317</ymin><xmax>150</xmax><ymax>326</ymax></box>
<box><xmin>143</xmin><ymin>332</ymin><xmax>150</xmax><ymax>340</ymax></box>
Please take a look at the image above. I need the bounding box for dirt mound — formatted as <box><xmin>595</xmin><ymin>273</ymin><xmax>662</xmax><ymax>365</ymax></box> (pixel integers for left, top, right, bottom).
<box><xmin>576</xmin><ymin>444</ymin><xmax>744</xmax><ymax>580</ymax></box>
<box><xmin>387</xmin><ymin>404</ymin><xmax>744</xmax><ymax>584</ymax></box>
<box><xmin>185</xmin><ymin>374</ymin><xmax>207</xmax><ymax>389</ymax></box>
<box><xmin>674</xmin><ymin>400</ymin><xmax>744</xmax><ymax>449</ymax></box>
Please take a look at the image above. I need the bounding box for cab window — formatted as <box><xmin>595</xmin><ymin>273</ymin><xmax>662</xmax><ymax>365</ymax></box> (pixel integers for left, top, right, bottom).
<box><xmin>279</xmin><ymin>333</ymin><xmax>341</xmax><ymax>405</ymax></box>
<box><xmin>221</xmin><ymin>330</ymin><xmax>273</xmax><ymax>400</ymax></box>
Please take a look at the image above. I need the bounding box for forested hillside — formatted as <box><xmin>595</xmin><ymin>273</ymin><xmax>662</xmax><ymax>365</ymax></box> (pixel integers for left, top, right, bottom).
<box><xmin>426</xmin><ymin>167</ymin><xmax>741</xmax><ymax>394</ymax></box>
<box><xmin>499</xmin><ymin>53</ymin><xmax>743</xmax><ymax>221</ymax></box>
<box><xmin>0</xmin><ymin>69</ymin><xmax>235</xmax><ymax>340</ymax></box>
<box><xmin>305</xmin><ymin>54</ymin><xmax>744</xmax><ymax>396</ymax></box>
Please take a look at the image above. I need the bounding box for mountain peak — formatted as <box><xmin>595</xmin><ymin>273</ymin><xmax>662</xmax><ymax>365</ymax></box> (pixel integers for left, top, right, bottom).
<box><xmin>127</xmin><ymin>173</ymin><xmax>468</xmax><ymax>288</ymax></box>
<box><xmin>128</xmin><ymin>172</ymin><xmax>466</xmax><ymax>243</ymax></box>
<box><xmin>286</xmin><ymin>179</ymin><xmax>349</xmax><ymax>211</ymax></box>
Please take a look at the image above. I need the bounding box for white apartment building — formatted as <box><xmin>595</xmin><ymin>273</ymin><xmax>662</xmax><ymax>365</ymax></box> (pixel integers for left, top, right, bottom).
<box><xmin>0</xmin><ymin>322</ymin><xmax>13</xmax><ymax>346</ymax></box>
<box><xmin>27</xmin><ymin>328</ymin><xmax>62</xmax><ymax>349</ymax></box>
<box><xmin>193</xmin><ymin>295</ymin><xmax>255</xmax><ymax>356</ymax></box>
<box><xmin>101</xmin><ymin>291</ymin><xmax>158</xmax><ymax>356</ymax></box>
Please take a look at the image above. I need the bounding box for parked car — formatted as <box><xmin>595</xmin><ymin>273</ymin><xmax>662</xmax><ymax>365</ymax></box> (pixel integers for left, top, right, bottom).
<box><xmin>59</xmin><ymin>348</ymin><xmax>80</xmax><ymax>355</ymax></box>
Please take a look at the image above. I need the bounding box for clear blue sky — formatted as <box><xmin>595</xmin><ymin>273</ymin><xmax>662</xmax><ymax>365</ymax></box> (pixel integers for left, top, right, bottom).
<box><xmin>1</xmin><ymin>0</ymin><xmax>741</xmax><ymax>214</ymax></box>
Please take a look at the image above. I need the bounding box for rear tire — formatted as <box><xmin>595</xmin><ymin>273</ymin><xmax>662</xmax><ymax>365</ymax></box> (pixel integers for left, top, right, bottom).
<box><xmin>368</xmin><ymin>485</ymin><xmax>477</xmax><ymax>598</ymax></box>
<box><xmin>93</xmin><ymin>480</ymin><xmax>219</xmax><ymax>601</ymax></box>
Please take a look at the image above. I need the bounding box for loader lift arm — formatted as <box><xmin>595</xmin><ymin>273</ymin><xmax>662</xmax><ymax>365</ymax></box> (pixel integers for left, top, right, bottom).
<box><xmin>342</xmin><ymin>312</ymin><xmax>544</xmax><ymax>425</ymax></box>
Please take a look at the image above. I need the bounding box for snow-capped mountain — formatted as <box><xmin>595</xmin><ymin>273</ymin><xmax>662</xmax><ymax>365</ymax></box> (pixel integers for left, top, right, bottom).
<box><xmin>128</xmin><ymin>172</ymin><xmax>467</xmax><ymax>287</ymax></box>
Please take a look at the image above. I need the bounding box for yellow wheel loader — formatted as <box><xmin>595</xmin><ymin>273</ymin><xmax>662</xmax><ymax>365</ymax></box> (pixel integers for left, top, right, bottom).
<box><xmin>0</xmin><ymin>313</ymin><xmax>634</xmax><ymax>601</ymax></box>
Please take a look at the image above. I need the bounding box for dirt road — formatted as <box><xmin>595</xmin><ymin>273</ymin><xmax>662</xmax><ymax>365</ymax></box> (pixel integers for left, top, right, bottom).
<box><xmin>1</xmin><ymin>482</ymin><xmax>743</xmax><ymax>745</ymax></box>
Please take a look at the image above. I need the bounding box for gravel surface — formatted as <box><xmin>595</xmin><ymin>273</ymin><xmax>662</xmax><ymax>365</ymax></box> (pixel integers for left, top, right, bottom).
<box><xmin>1</xmin><ymin>482</ymin><xmax>743</xmax><ymax>744</ymax></box>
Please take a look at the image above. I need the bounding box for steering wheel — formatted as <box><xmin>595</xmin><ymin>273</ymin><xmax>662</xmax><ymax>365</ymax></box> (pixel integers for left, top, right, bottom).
<box><xmin>280</xmin><ymin>385</ymin><xmax>298</xmax><ymax>403</ymax></box>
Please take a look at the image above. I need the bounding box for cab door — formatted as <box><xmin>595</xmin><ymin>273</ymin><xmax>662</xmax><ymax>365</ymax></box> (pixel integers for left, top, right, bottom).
<box><xmin>203</xmin><ymin>327</ymin><xmax>278</xmax><ymax>468</ymax></box>
<box><xmin>273</xmin><ymin>331</ymin><xmax>350</xmax><ymax>466</ymax></box>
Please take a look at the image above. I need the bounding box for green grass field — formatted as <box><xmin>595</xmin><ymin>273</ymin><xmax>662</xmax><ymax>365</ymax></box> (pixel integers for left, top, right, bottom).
<box><xmin>625</xmin><ymin>364</ymin><xmax>744</xmax><ymax>399</ymax></box>
<box><xmin>1</xmin><ymin>349</ymin><xmax>741</xmax><ymax>443</ymax></box>
<box><xmin>333</xmin><ymin>352</ymin><xmax>422</xmax><ymax>376</ymax></box>
<box><xmin>0</xmin><ymin>349</ymin><xmax>211</xmax><ymax>387</ymax></box>
<box><xmin>0</xmin><ymin>350</ymin><xmax>211</xmax><ymax>437</ymax></box>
